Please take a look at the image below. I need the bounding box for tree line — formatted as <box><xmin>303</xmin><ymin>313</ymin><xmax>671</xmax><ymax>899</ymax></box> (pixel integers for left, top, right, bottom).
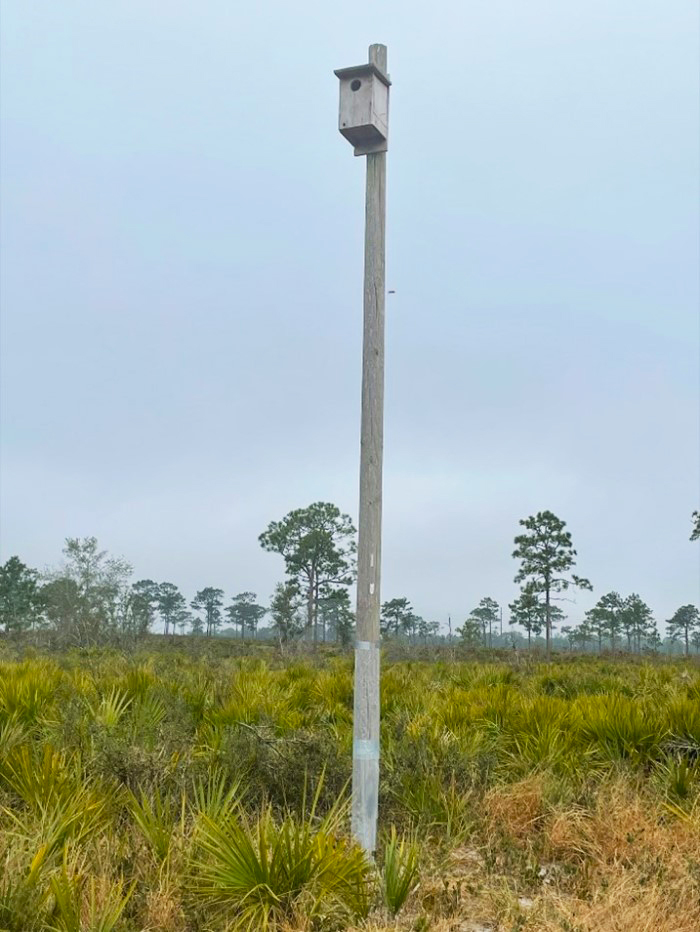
<box><xmin>0</xmin><ymin>502</ymin><xmax>358</xmax><ymax>649</ymax></box>
<box><xmin>456</xmin><ymin>510</ymin><xmax>699</xmax><ymax>656</ymax></box>
<box><xmin>1</xmin><ymin>505</ymin><xmax>698</xmax><ymax>654</ymax></box>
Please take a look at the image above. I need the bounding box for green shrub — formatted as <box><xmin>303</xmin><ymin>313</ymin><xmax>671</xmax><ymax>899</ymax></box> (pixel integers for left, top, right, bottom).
<box><xmin>189</xmin><ymin>792</ymin><xmax>373</xmax><ymax>929</ymax></box>
<box><xmin>381</xmin><ymin>825</ymin><xmax>420</xmax><ymax>915</ymax></box>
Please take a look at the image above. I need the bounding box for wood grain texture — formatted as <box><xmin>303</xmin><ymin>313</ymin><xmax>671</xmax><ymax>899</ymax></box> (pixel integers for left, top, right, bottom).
<box><xmin>351</xmin><ymin>42</ymin><xmax>388</xmax><ymax>855</ymax></box>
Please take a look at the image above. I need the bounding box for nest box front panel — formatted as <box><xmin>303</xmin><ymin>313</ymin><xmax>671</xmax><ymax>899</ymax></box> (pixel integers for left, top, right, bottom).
<box><xmin>339</xmin><ymin>75</ymin><xmax>388</xmax><ymax>152</ymax></box>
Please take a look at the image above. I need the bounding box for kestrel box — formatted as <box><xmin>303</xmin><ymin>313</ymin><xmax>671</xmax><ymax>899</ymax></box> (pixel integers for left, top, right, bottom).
<box><xmin>334</xmin><ymin>62</ymin><xmax>390</xmax><ymax>156</ymax></box>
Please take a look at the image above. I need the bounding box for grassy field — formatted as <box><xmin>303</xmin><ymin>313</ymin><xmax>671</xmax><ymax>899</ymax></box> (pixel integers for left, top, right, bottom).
<box><xmin>1</xmin><ymin>643</ymin><xmax>699</xmax><ymax>931</ymax></box>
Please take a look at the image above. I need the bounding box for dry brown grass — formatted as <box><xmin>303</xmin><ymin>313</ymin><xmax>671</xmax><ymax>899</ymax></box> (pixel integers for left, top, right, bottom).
<box><xmin>348</xmin><ymin>778</ymin><xmax>700</xmax><ymax>932</ymax></box>
<box><xmin>535</xmin><ymin>780</ymin><xmax>700</xmax><ymax>931</ymax></box>
<box><xmin>539</xmin><ymin>876</ymin><xmax>700</xmax><ymax>932</ymax></box>
<box><xmin>545</xmin><ymin>777</ymin><xmax>700</xmax><ymax>872</ymax></box>
<box><xmin>141</xmin><ymin>886</ymin><xmax>188</xmax><ymax>931</ymax></box>
<box><xmin>483</xmin><ymin>775</ymin><xmax>548</xmax><ymax>840</ymax></box>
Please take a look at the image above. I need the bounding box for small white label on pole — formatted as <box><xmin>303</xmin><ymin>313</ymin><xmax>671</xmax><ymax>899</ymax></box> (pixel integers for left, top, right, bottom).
<box><xmin>370</xmin><ymin>553</ymin><xmax>374</xmax><ymax>567</ymax></box>
<box><xmin>369</xmin><ymin>583</ymin><xmax>375</xmax><ymax>595</ymax></box>
<box><xmin>356</xmin><ymin>640</ymin><xmax>373</xmax><ymax>650</ymax></box>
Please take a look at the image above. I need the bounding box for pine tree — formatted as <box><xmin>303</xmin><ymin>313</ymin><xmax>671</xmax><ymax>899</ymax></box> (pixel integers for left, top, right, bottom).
<box><xmin>318</xmin><ymin>589</ymin><xmax>354</xmax><ymax>645</ymax></box>
<box><xmin>225</xmin><ymin>592</ymin><xmax>266</xmax><ymax>640</ymax></box>
<box><xmin>597</xmin><ymin>592</ymin><xmax>624</xmax><ymax>651</ymax></box>
<box><xmin>129</xmin><ymin>580</ymin><xmax>159</xmax><ymax>638</ymax></box>
<box><xmin>269</xmin><ymin>581</ymin><xmax>303</xmax><ymax>646</ymax></box>
<box><xmin>508</xmin><ymin>584</ymin><xmax>544</xmax><ymax>649</ymax></box>
<box><xmin>456</xmin><ymin>618</ymin><xmax>482</xmax><ymax>647</ymax></box>
<box><xmin>467</xmin><ymin>597</ymin><xmax>500</xmax><ymax>647</ymax></box>
<box><xmin>0</xmin><ymin>557</ymin><xmax>40</xmax><ymax>635</ymax></box>
<box><xmin>156</xmin><ymin>583</ymin><xmax>187</xmax><ymax>637</ymax></box>
<box><xmin>666</xmin><ymin>605</ymin><xmax>700</xmax><ymax>657</ymax></box>
<box><xmin>620</xmin><ymin>594</ymin><xmax>654</xmax><ymax>653</ymax></box>
<box><xmin>380</xmin><ymin>598</ymin><xmax>413</xmax><ymax>639</ymax></box>
<box><xmin>191</xmin><ymin>588</ymin><xmax>224</xmax><ymax>638</ymax></box>
<box><xmin>259</xmin><ymin>503</ymin><xmax>355</xmax><ymax>644</ymax></box>
<box><xmin>513</xmin><ymin>511</ymin><xmax>591</xmax><ymax>657</ymax></box>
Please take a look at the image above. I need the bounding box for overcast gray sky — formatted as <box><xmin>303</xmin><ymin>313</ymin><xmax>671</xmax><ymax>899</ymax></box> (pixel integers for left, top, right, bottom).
<box><xmin>1</xmin><ymin>1</ymin><xmax>698</xmax><ymax>631</ymax></box>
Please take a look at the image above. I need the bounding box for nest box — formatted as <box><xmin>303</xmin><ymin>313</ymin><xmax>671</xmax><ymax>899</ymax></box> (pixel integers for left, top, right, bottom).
<box><xmin>334</xmin><ymin>62</ymin><xmax>390</xmax><ymax>156</ymax></box>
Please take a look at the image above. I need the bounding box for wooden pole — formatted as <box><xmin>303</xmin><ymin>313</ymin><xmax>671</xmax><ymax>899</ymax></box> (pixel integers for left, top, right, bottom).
<box><xmin>351</xmin><ymin>42</ymin><xmax>387</xmax><ymax>856</ymax></box>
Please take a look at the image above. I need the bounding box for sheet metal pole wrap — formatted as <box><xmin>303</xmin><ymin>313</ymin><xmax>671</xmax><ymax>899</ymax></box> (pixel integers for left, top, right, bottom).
<box><xmin>352</xmin><ymin>639</ymin><xmax>380</xmax><ymax>852</ymax></box>
<box><xmin>351</xmin><ymin>41</ymin><xmax>388</xmax><ymax>856</ymax></box>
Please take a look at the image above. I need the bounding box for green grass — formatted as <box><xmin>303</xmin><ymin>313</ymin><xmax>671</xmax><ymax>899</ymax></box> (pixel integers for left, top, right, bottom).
<box><xmin>0</xmin><ymin>644</ymin><xmax>698</xmax><ymax>930</ymax></box>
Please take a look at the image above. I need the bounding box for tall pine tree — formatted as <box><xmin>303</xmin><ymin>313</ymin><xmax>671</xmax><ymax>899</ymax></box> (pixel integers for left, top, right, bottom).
<box><xmin>513</xmin><ymin>511</ymin><xmax>591</xmax><ymax>657</ymax></box>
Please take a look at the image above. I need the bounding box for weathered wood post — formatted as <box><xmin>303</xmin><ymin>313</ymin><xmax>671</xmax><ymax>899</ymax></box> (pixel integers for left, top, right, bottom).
<box><xmin>334</xmin><ymin>44</ymin><xmax>390</xmax><ymax>854</ymax></box>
